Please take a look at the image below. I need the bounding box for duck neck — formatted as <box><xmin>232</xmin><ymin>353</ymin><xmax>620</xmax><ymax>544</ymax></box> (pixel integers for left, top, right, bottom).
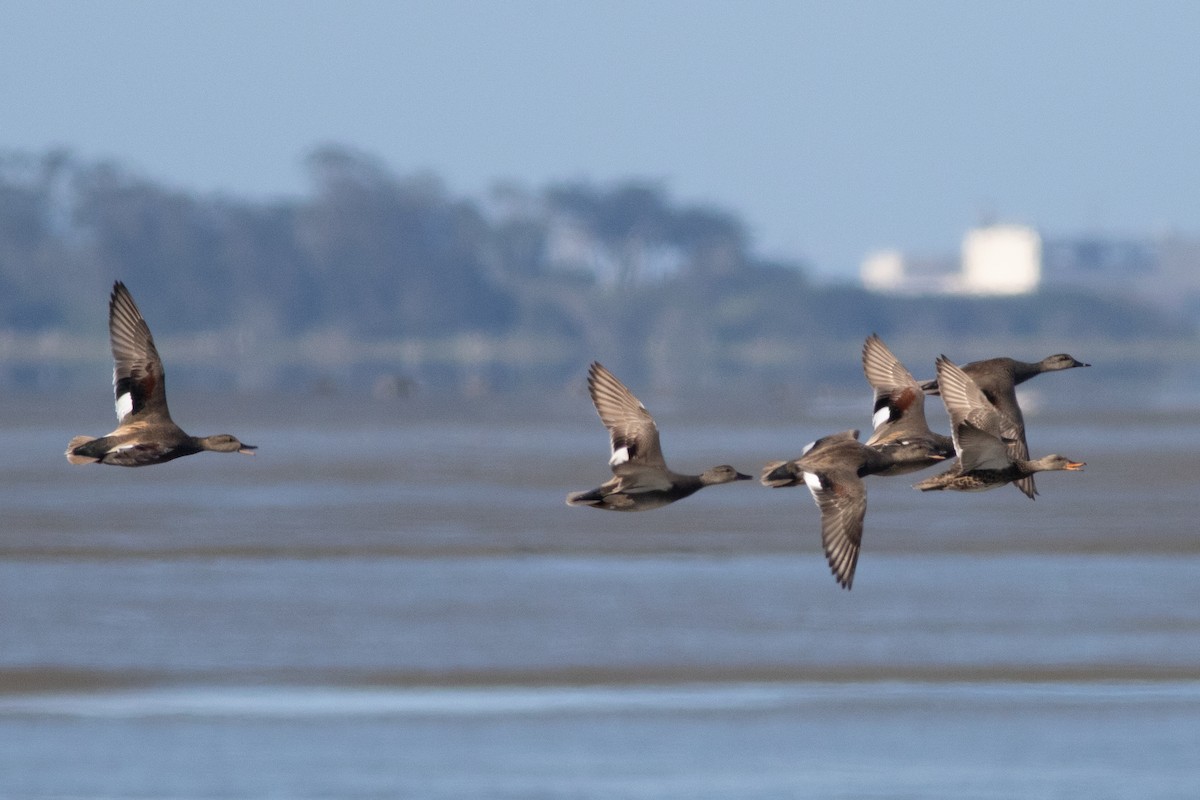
<box><xmin>187</xmin><ymin>436</ymin><xmax>215</xmax><ymax>452</ymax></box>
<box><xmin>861</xmin><ymin>447</ymin><xmax>896</xmax><ymax>476</ymax></box>
<box><xmin>1017</xmin><ymin>456</ymin><xmax>1054</xmax><ymax>475</ymax></box>
<box><xmin>1010</xmin><ymin>359</ymin><xmax>1044</xmax><ymax>386</ymax></box>
<box><xmin>191</xmin><ymin>435</ymin><xmax>233</xmax><ymax>453</ymax></box>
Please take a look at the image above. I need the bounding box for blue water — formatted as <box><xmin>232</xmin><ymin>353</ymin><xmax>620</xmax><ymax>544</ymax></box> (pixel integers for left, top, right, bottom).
<box><xmin>3</xmin><ymin>682</ymin><xmax>1199</xmax><ymax>799</ymax></box>
<box><xmin>2</xmin><ymin>391</ymin><xmax>1199</xmax><ymax>798</ymax></box>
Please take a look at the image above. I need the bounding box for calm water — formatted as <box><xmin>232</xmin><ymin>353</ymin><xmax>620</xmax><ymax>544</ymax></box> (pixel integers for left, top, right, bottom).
<box><xmin>2</xmin><ymin>387</ymin><xmax>1199</xmax><ymax>799</ymax></box>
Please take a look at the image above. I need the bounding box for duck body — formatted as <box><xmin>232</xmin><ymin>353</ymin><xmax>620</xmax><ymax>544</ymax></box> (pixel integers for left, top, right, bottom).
<box><xmin>66</xmin><ymin>428</ymin><xmax>251</xmax><ymax>467</ymax></box>
<box><xmin>761</xmin><ymin>431</ymin><xmax>901</xmax><ymax>488</ymax></box>
<box><xmin>913</xmin><ymin>429</ymin><xmax>1085</xmax><ymax>493</ymax></box>
<box><xmin>914</xmin><ymin>357</ymin><xmax>1084</xmax><ymax>494</ymax></box>
<box><xmin>919</xmin><ymin>353</ymin><xmax>1090</xmax><ymax>399</ymax></box>
<box><xmin>567</xmin><ymin>361</ymin><xmax>751</xmax><ymax>511</ymax></box>
<box><xmin>868</xmin><ymin>434</ymin><xmax>954</xmax><ymax>476</ymax></box>
<box><xmin>68</xmin><ymin>429</ymin><xmax>199</xmax><ymax>467</ymax></box>
<box><xmin>65</xmin><ymin>282</ymin><xmax>256</xmax><ymax>467</ymax></box>
<box><xmin>568</xmin><ymin>465</ymin><xmax>744</xmax><ymax>511</ymax></box>
<box><xmin>762</xmin><ymin>430</ymin><xmax>939</xmax><ymax>589</ymax></box>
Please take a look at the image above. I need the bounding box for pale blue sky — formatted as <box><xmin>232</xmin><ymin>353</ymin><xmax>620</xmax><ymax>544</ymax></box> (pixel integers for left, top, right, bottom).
<box><xmin>4</xmin><ymin>0</ymin><xmax>1199</xmax><ymax>279</ymax></box>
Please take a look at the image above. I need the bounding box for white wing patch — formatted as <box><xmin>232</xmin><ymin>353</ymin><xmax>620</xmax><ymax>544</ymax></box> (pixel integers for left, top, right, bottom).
<box><xmin>872</xmin><ymin>405</ymin><xmax>892</xmax><ymax>430</ymax></box>
<box><xmin>115</xmin><ymin>391</ymin><xmax>133</xmax><ymax>421</ymax></box>
<box><xmin>609</xmin><ymin>446</ymin><xmax>630</xmax><ymax>467</ymax></box>
<box><xmin>803</xmin><ymin>471</ymin><xmax>823</xmax><ymax>492</ymax></box>
<box><xmin>801</xmin><ymin>439</ymin><xmax>817</xmax><ymax>456</ymax></box>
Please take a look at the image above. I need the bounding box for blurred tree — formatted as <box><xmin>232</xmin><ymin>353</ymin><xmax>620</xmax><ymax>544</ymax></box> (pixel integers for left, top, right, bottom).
<box><xmin>72</xmin><ymin>160</ymin><xmax>231</xmax><ymax>331</ymax></box>
<box><xmin>484</xmin><ymin>181</ymin><xmax>549</xmax><ymax>282</ymax></box>
<box><xmin>0</xmin><ymin>146</ymin><xmax>1190</xmax><ymax>393</ymax></box>
<box><xmin>0</xmin><ymin>150</ymin><xmax>78</xmax><ymax>328</ymax></box>
<box><xmin>298</xmin><ymin>145</ymin><xmax>515</xmax><ymax>335</ymax></box>
<box><xmin>670</xmin><ymin>205</ymin><xmax>748</xmax><ymax>278</ymax></box>
<box><xmin>215</xmin><ymin>199</ymin><xmax>312</xmax><ymax>335</ymax></box>
<box><xmin>546</xmin><ymin>180</ymin><xmax>675</xmax><ymax>286</ymax></box>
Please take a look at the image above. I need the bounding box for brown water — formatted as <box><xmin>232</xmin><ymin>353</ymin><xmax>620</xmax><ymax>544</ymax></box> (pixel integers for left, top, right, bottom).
<box><xmin>1</xmin><ymin>390</ymin><xmax>1198</xmax><ymax>798</ymax></box>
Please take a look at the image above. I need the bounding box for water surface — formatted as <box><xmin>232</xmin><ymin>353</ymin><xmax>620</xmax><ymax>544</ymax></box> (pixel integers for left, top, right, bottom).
<box><xmin>2</xmin><ymin>391</ymin><xmax>1198</xmax><ymax>798</ymax></box>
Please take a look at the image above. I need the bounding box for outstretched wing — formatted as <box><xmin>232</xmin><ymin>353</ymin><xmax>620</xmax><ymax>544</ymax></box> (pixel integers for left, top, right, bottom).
<box><xmin>587</xmin><ymin>361</ymin><xmax>666</xmax><ymax>470</ymax></box>
<box><xmin>979</xmin><ymin>383</ymin><xmax>1036</xmax><ymax>499</ymax></box>
<box><xmin>934</xmin><ymin>356</ymin><xmax>1007</xmax><ymax>450</ymax></box>
<box><xmin>953</xmin><ymin>421</ymin><xmax>1013</xmax><ymax>473</ymax></box>
<box><xmin>862</xmin><ymin>334</ymin><xmax>933</xmax><ymax>445</ymax></box>
<box><xmin>109</xmin><ymin>281</ymin><xmax>170</xmax><ymax>424</ymax></box>
<box><xmin>802</xmin><ymin>465</ymin><xmax>867</xmax><ymax>590</ymax></box>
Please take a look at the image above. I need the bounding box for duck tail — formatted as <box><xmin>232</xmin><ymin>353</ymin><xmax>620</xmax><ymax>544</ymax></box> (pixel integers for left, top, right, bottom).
<box><xmin>565</xmin><ymin>488</ymin><xmax>604</xmax><ymax>507</ymax></box>
<box><xmin>65</xmin><ymin>435</ymin><xmax>100</xmax><ymax>464</ymax></box>
<box><xmin>911</xmin><ymin>471</ymin><xmax>951</xmax><ymax>491</ymax></box>
<box><xmin>760</xmin><ymin>461</ymin><xmax>801</xmax><ymax>488</ymax></box>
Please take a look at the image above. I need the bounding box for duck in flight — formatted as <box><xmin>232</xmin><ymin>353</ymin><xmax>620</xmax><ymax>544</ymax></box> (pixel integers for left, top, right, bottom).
<box><xmin>762</xmin><ymin>430</ymin><xmax>942</xmax><ymax>589</ymax></box>
<box><xmin>914</xmin><ymin>356</ymin><xmax>1084</xmax><ymax>494</ymax></box>
<box><xmin>65</xmin><ymin>281</ymin><xmax>257</xmax><ymax>467</ymax></box>
<box><xmin>567</xmin><ymin>361</ymin><xmax>751</xmax><ymax>511</ymax></box>
<box><xmin>919</xmin><ymin>351</ymin><xmax>1088</xmax><ymax>498</ymax></box>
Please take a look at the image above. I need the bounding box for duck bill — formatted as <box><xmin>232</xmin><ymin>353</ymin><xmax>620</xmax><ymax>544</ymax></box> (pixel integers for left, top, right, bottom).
<box><xmin>239</xmin><ymin>444</ymin><xmax>258</xmax><ymax>455</ymax></box>
<box><xmin>1065</xmin><ymin>460</ymin><xmax>1085</xmax><ymax>471</ymax></box>
<box><xmin>734</xmin><ymin>471</ymin><xmax>753</xmax><ymax>481</ymax></box>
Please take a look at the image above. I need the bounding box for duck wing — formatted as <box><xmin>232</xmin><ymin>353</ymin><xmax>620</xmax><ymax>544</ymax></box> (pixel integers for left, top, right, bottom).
<box><xmin>587</xmin><ymin>361</ymin><xmax>667</xmax><ymax>470</ymax></box>
<box><xmin>803</xmin><ymin>429</ymin><xmax>861</xmax><ymax>455</ymax></box>
<box><xmin>933</xmin><ymin>356</ymin><xmax>1009</xmax><ymax>453</ymax></box>
<box><xmin>801</xmin><ymin>463</ymin><xmax>867</xmax><ymax>590</ymax></box>
<box><xmin>109</xmin><ymin>281</ymin><xmax>171</xmax><ymax>424</ymax></box>
<box><xmin>862</xmin><ymin>334</ymin><xmax>934</xmax><ymax>446</ymax></box>
<box><xmin>979</xmin><ymin>384</ymin><xmax>1036</xmax><ymax>498</ymax></box>
<box><xmin>953</xmin><ymin>421</ymin><xmax>1014</xmax><ymax>473</ymax></box>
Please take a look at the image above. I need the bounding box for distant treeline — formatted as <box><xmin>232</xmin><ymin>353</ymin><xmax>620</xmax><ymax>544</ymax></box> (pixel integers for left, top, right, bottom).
<box><xmin>0</xmin><ymin>146</ymin><xmax>1190</xmax><ymax>392</ymax></box>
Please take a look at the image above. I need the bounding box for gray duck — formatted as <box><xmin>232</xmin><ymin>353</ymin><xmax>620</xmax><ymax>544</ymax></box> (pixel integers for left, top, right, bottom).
<box><xmin>762</xmin><ymin>430</ymin><xmax>941</xmax><ymax>589</ymax></box>
<box><xmin>914</xmin><ymin>356</ymin><xmax>1084</xmax><ymax>494</ymax></box>
<box><xmin>567</xmin><ymin>361</ymin><xmax>751</xmax><ymax>511</ymax></box>
<box><xmin>66</xmin><ymin>281</ymin><xmax>257</xmax><ymax>467</ymax></box>
<box><xmin>919</xmin><ymin>351</ymin><xmax>1088</xmax><ymax>498</ymax></box>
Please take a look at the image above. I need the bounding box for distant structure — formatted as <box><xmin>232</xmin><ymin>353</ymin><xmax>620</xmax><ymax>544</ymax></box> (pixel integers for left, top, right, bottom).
<box><xmin>542</xmin><ymin>214</ymin><xmax>686</xmax><ymax>286</ymax></box>
<box><xmin>862</xmin><ymin>223</ymin><xmax>1041</xmax><ymax>296</ymax></box>
<box><xmin>861</xmin><ymin>250</ymin><xmax>958</xmax><ymax>295</ymax></box>
<box><xmin>861</xmin><ymin>223</ymin><xmax>1200</xmax><ymax>320</ymax></box>
<box><xmin>1039</xmin><ymin>235</ymin><xmax>1157</xmax><ymax>294</ymax></box>
<box><xmin>961</xmin><ymin>224</ymin><xmax>1041</xmax><ymax>295</ymax></box>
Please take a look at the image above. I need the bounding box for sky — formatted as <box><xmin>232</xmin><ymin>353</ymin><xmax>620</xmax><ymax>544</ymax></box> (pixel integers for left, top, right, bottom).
<box><xmin>4</xmin><ymin>0</ymin><xmax>1200</xmax><ymax>280</ymax></box>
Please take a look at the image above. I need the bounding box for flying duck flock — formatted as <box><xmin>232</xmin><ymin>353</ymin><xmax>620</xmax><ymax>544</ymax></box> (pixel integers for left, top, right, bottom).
<box><xmin>567</xmin><ymin>339</ymin><xmax>1088</xmax><ymax>590</ymax></box>
<box><xmin>67</xmin><ymin>282</ymin><xmax>1088</xmax><ymax>591</ymax></box>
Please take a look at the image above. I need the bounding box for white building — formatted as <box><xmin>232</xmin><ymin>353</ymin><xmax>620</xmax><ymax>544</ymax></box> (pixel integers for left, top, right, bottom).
<box><xmin>961</xmin><ymin>225</ymin><xmax>1041</xmax><ymax>295</ymax></box>
<box><xmin>861</xmin><ymin>249</ymin><xmax>959</xmax><ymax>295</ymax></box>
<box><xmin>861</xmin><ymin>223</ymin><xmax>1200</xmax><ymax>321</ymax></box>
<box><xmin>861</xmin><ymin>224</ymin><xmax>1042</xmax><ymax>296</ymax></box>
